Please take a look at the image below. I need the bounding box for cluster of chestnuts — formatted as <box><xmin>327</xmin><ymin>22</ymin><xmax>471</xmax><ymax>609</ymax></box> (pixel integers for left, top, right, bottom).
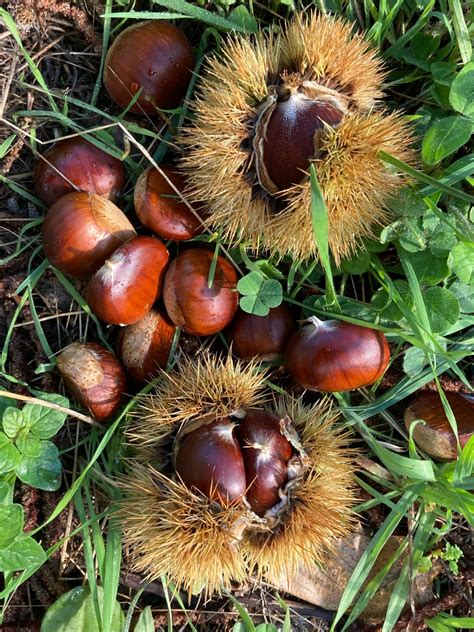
<box><xmin>35</xmin><ymin>14</ymin><xmax>472</xmax><ymax>598</ymax></box>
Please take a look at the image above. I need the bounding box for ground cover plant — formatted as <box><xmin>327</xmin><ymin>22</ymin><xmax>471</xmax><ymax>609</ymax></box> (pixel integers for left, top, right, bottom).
<box><xmin>0</xmin><ymin>0</ymin><xmax>473</xmax><ymax>630</ymax></box>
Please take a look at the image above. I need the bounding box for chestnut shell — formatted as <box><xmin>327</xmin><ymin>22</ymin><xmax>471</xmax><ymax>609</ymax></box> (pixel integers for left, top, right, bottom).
<box><xmin>35</xmin><ymin>137</ymin><xmax>125</xmax><ymax>207</ymax></box>
<box><xmin>134</xmin><ymin>166</ymin><xmax>203</xmax><ymax>241</ymax></box>
<box><xmin>103</xmin><ymin>20</ymin><xmax>193</xmax><ymax>113</ymax></box>
<box><xmin>286</xmin><ymin>318</ymin><xmax>390</xmax><ymax>392</ymax></box>
<box><xmin>163</xmin><ymin>249</ymin><xmax>239</xmax><ymax>336</ymax></box>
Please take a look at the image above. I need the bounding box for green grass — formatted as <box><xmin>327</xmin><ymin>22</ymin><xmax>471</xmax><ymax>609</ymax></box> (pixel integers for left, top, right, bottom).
<box><xmin>0</xmin><ymin>0</ymin><xmax>473</xmax><ymax>630</ymax></box>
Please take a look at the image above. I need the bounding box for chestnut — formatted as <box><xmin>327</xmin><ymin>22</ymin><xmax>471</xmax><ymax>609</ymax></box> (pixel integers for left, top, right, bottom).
<box><xmin>163</xmin><ymin>249</ymin><xmax>239</xmax><ymax>336</ymax></box>
<box><xmin>226</xmin><ymin>304</ymin><xmax>297</xmax><ymax>361</ymax></box>
<box><xmin>174</xmin><ymin>418</ymin><xmax>246</xmax><ymax>505</ymax></box>
<box><xmin>57</xmin><ymin>342</ymin><xmax>127</xmax><ymax>421</ymax></box>
<box><xmin>116</xmin><ymin>307</ymin><xmax>176</xmax><ymax>384</ymax></box>
<box><xmin>237</xmin><ymin>410</ymin><xmax>293</xmax><ymax>515</ymax></box>
<box><xmin>404</xmin><ymin>393</ymin><xmax>474</xmax><ymax>461</ymax></box>
<box><xmin>42</xmin><ymin>192</ymin><xmax>136</xmax><ymax>280</ymax></box>
<box><xmin>103</xmin><ymin>21</ymin><xmax>193</xmax><ymax>113</ymax></box>
<box><xmin>286</xmin><ymin>316</ymin><xmax>390</xmax><ymax>392</ymax></box>
<box><xmin>255</xmin><ymin>85</ymin><xmax>346</xmax><ymax>194</ymax></box>
<box><xmin>34</xmin><ymin>137</ymin><xmax>125</xmax><ymax>207</ymax></box>
<box><xmin>174</xmin><ymin>408</ymin><xmax>295</xmax><ymax>516</ymax></box>
<box><xmin>86</xmin><ymin>236</ymin><xmax>169</xmax><ymax>326</ymax></box>
<box><xmin>134</xmin><ymin>165</ymin><xmax>203</xmax><ymax>241</ymax></box>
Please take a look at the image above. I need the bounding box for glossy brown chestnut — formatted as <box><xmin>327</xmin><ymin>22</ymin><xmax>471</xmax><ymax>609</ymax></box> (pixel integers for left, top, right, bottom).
<box><xmin>404</xmin><ymin>392</ymin><xmax>474</xmax><ymax>461</ymax></box>
<box><xmin>103</xmin><ymin>21</ymin><xmax>193</xmax><ymax>114</ymax></box>
<box><xmin>134</xmin><ymin>165</ymin><xmax>203</xmax><ymax>241</ymax></box>
<box><xmin>116</xmin><ymin>307</ymin><xmax>176</xmax><ymax>384</ymax></box>
<box><xmin>254</xmin><ymin>85</ymin><xmax>347</xmax><ymax>194</ymax></box>
<box><xmin>42</xmin><ymin>192</ymin><xmax>136</xmax><ymax>279</ymax></box>
<box><xmin>175</xmin><ymin>418</ymin><xmax>246</xmax><ymax>505</ymax></box>
<box><xmin>286</xmin><ymin>316</ymin><xmax>390</xmax><ymax>392</ymax></box>
<box><xmin>86</xmin><ymin>236</ymin><xmax>169</xmax><ymax>325</ymax></box>
<box><xmin>226</xmin><ymin>304</ymin><xmax>297</xmax><ymax>361</ymax></box>
<box><xmin>163</xmin><ymin>249</ymin><xmax>238</xmax><ymax>336</ymax></box>
<box><xmin>34</xmin><ymin>137</ymin><xmax>125</xmax><ymax>207</ymax></box>
<box><xmin>57</xmin><ymin>342</ymin><xmax>127</xmax><ymax>421</ymax></box>
<box><xmin>237</xmin><ymin>410</ymin><xmax>293</xmax><ymax>515</ymax></box>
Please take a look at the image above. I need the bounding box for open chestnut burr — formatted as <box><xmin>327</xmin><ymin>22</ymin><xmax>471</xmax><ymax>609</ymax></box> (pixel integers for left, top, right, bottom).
<box><xmin>119</xmin><ymin>352</ymin><xmax>356</xmax><ymax>596</ymax></box>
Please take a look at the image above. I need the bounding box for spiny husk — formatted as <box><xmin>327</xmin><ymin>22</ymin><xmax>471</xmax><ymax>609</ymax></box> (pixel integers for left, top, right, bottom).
<box><xmin>119</xmin><ymin>354</ymin><xmax>357</xmax><ymax>596</ymax></box>
<box><xmin>127</xmin><ymin>351</ymin><xmax>268</xmax><ymax>455</ymax></box>
<box><xmin>118</xmin><ymin>464</ymin><xmax>248</xmax><ymax>596</ymax></box>
<box><xmin>181</xmin><ymin>12</ymin><xmax>413</xmax><ymax>264</ymax></box>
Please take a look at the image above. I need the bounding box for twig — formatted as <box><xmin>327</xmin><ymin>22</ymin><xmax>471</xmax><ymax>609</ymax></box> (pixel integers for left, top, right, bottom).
<box><xmin>0</xmin><ymin>389</ymin><xmax>101</xmax><ymax>426</ymax></box>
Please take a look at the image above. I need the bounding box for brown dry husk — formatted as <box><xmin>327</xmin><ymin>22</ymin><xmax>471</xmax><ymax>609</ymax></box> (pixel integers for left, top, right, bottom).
<box><xmin>180</xmin><ymin>12</ymin><xmax>413</xmax><ymax>265</ymax></box>
<box><xmin>118</xmin><ymin>352</ymin><xmax>357</xmax><ymax>596</ymax></box>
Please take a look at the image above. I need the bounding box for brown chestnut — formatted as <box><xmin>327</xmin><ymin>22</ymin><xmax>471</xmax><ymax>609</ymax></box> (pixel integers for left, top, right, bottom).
<box><xmin>163</xmin><ymin>249</ymin><xmax>238</xmax><ymax>336</ymax></box>
<box><xmin>57</xmin><ymin>342</ymin><xmax>127</xmax><ymax>421</ymax></box>
<box><xmin>134</xmin><ymin>165</ymin><xmax>203</xmax><ymax>241</ymax></box>
<box><xmin>237</xmin><ymin>410</ymin><xmax>293</xmax><ymax>515</ymax></box>
<box><xmin>42</xmin><ymin>192</ymin><xmax>136</xmax><ymax>280</ymax></box>
<box><xmin>35</xmin><ymin>137</ymin><xmax>125</xmax><ymax>207</ymax></box>
<box><xmin>404</xmin><ymin>392</ymin><xmax>474</xmax><ymax>461</ymax></box>
<box><xmin>254</xmin><ymin>84</ymin><xmax>346</xmax><ymax>194</ymax></box>
<box><xmin>86</xmin><ymin>236</ymin><xmax>169</xmax><ymax>325</ymax></box>
<box><xmin>286</xmin><ymin>316</ymin><xmax>390</xmax><ymax>392</ymax></box>
<box><xmin>103</xmin><ymin>21</ymin><xmax>193</xmax><ymax>114</ymax></box>
<box><xmin>175</xmin><ymin>418</ymin><xmax>246</xmax><ymax>505</ymax></box>
<box><xmin>226</xmin><ymin>304</ymin><xmax>297</xmax><ymax>361</ymax></box>
<box><xmin>116</xmin><ymin>307</ymin><xmax>176</xmax><ymax>384</ymax></box>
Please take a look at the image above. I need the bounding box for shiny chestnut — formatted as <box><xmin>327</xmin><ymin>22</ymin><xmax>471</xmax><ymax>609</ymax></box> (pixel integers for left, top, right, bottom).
<box><xmin>163</xmin><ymin>249</ymin><xmax>238</xmax><ymax>336</ymax></box>
<box><xmin>174</xmin><ymin>409</ymin><xmax>294</xmax><ymax>515</ymax></box>
<box><xmin>175</xmin><ymin>418</ymin><xmax>246</xmax><ymax>505</ymax></box>
<box><xmin>86</xmin><ymin>236</ymin><xmax>169</xmax><ymax>325</ymax></box>
<box><xmin>116</xmin><ymin>307</ymin><xmax>176</xmax><ymax>384</ymax></box>
<box><xmin>226</xmin><ymin>304</ymin><xmax>297</xmax><ymax>360</ymax></box>
<box><xmin>404</xmin><ymin>392</ymin><xmax>474</xmax><ymax>461</ymax></box>
<box><xmin>103</xmin><ymin>21</ymin><xmax>193</xmax><ymax>113</ymax></box>
<box><xmin>286</xmin><ymin>316</ymin><xmax>390</xmax><ymax>392</ymax></box>
<box><xmin>35</xmin><ymin>137</ymin><xmax>125</xmax><ymax>207</ymax></box>
<box><xmin>134</xmin><ymin>165</ymin><xmax>203</xmax><ymax>241</ymax></box>
<box><xmin>42</xmin><ymin>192</ymin><xmax>136</xmax><ymax>279</ymax></box>
<box><xmin>57</xmin><ymin>342</ymin><xmax>127</xmax><ymax>421</ymax></box>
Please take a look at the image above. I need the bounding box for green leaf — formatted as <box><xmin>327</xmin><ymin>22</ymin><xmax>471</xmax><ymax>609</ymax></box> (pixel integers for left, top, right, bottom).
<box><xmin>310</xmin><ymin>164</ymin><xmax>339</xmax><ymax>308</ymax></box>
<box><xmin>0</xmin><ymin>536</ymin><xmax>46</xmax><ymax>572</ymax></box>
<box><xmin>23</xmin><ymin>392</ymin><xmax>68</xmax><ymax>439</ymax></box>
<box><xmin>16</xmin><ymin>441</ymin><xmax>62</xmax><ymax>491</ymax></box>
<box><xmin>134</xmin><ymin>606</ymin><xmax>154</xmax><ymax>632</ymax></box>
<box><xmin>2</xmin><ymin>408</ymin><xmax>26</xmax><ymax>439</ymax></box>
<box><xmin>340</xmin><ymin>251</ymin><xmax>370</xmax><ymax>275</ymax></box>
<box><xmin>422</xmin><ymin>116</ymin><xmax>472</xmax><ymax>165</ymax></box>
<box><xmin>454</xmin><ymin>434</ymin><xmax>474</xmax><ymax>483</ymax></box>
<box><xmin>404</xmin><ymin>250</ymin><xmax>449</xmax><ymax>286</ymax></box>
<box><xmin>237</xmin><ymin>272</ymin><xmax>282</xmax><ymax>316</ymax></box>
<box><xmin>41</xmin><ymin>586</ymin><xmax>124</xmax><ymax>632</ymax></box>
<box><xmin>16</xmin><ymin>434</ymin><xmax>43</xmax><ymax>458</ymax></box>
<box><xmin>403</xmin><ymin>346</ymin><xmax>426</xmax><ymax>377</ymax></box>
<box><xmin>449</xmin><ymin>62</ymin><xmax>474</xmax><ymax>117</ymax></box>
<box><xmin>371</xmin><ymin>280</ymin><xmax>414</xmax><ymax>322</ymax></box>
<box><xmin>449</xmin><ymin>280</ymin><xmax>474</xmax><ymax>313</ymax></box>
<box><xmin>389</xmin><ymin>188</ymin><xmax>427</xmax><ymax>217</ymax></box>
<box><xmin>422</xmin><ymin>287</ymin><xmax>460</xmax><ymax>333</ymax></box>
<box><xmin>228</xmin><ymin>6</ymin><xmax>257</xmax><ymax>32</ymax></box>
<box><xmin>0</xmin><ymin>504</ymin><xmax>24</xmax><ymax>548</ymax></box>
<box><xmin>0</xmin><ymin>432</ymin><xmax>22</xmax><ymax>474</ymax></box>
<box><xmin>0</xmin><ymin>397</ymin><xmax>14</xmax><ymax>419</ymax></box>
<box><xmin>448</xmin><ymin>242</ymin><xmax>474</xmax><ymax>283</ymax></box>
